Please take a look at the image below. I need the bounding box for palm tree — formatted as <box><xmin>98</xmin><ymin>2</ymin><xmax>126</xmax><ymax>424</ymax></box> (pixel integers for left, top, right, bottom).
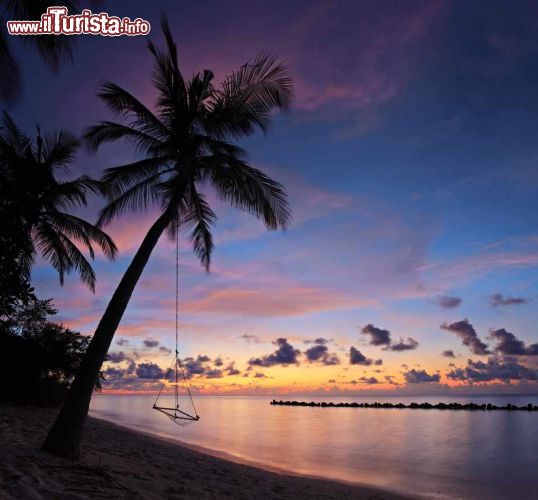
<box><xmin>0</xmin><ymin>111</ymin><xmax>117</xmax><ymax>291</ymax></box>
<box><xmin>43</xmin><ymin>17</ymin><xmax>292</xmax><ymax>458</ymax></box>
<box><xmin>0</xmin><ymin>0</ymin><xmax>78</xmax><ymax>101</ymax></box>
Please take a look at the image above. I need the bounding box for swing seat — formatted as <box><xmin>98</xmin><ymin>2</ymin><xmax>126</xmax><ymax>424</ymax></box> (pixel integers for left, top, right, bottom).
<box><xmin>152</xmin><ymin>351</ymin><xmax>199</xmax><ymax>426</ymax></box>
<box><xmin>152</xmin><ymin>404</ymin><xmax>200</xmax><ymax>421</ymax></box>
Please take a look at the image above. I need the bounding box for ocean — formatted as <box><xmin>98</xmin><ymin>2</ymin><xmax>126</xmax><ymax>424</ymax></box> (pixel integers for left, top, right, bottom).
<box><xmin>90</xmin><ymin>394</ymin><xmax>538</xmax><ymax>499</ymax></box>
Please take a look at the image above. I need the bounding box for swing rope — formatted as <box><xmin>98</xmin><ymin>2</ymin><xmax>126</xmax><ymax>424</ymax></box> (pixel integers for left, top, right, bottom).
<box><xmin>152</xmin><ymin>217</ymin><xmax>199</xmax><ymax>423</ymax></box>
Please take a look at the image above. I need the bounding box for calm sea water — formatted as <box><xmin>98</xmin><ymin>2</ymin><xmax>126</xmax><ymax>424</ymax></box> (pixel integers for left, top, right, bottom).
<box><xmin>90</xmin><ymin>394</ymin><xmax>538</xmax><ymax>499</ymax></box>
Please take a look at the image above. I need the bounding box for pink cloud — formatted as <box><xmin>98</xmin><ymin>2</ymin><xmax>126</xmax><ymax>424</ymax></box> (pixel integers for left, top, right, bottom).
<box><xmin>182</xmin><ymin>286</ymin><xmax>373</xmax><ymax>317</ymax></box>
<box><xmin>421</xmin><ymin>251</ymin><xmax>538</xmax><ymax>287</ymax></box>
<box><xmin>288</xmin><ymin>1</ymin><xmax>448</xmax><ymax>113</ymax></box>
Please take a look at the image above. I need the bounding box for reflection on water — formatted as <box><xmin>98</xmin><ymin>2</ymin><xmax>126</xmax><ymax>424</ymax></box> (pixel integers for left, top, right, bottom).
<box><xmin>90</xmin><ymin>394</ymin><xmax>538</xmax><ymax>499</ymax></box>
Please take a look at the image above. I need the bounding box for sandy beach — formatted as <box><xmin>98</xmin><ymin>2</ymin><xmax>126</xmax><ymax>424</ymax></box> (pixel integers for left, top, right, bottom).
<box><xmin>0</xmin><ymin>403</ymin><xmax>411</xmax><ymax>499</ymax></box>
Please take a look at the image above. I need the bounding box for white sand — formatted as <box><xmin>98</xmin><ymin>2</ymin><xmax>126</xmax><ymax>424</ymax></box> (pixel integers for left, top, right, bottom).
<box><xmin>0</xmin><ymin>403</ymin><xmax>414</xmax><ymax>499</ymax></box>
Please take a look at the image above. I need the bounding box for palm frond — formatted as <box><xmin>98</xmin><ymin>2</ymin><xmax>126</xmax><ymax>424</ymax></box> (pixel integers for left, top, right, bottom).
<box><xmin>52</xmin><ymin>176</ymin><xmax>101</xmax><ymax>210</ymax></box>
<box><xmin>0</xmin><ymin>111</ymin><xmax>31</xmax><ymax>154</ymax></box>
<box><xmin>97</xmin><ymin>173</ymin><xmax>164</xmax><ymax>227</ymax></box>
<box><xmin>147</xmin><ymin>16</ymin><xmax>187</xmax><ymax>119</ymax></box>
<box><xmin>56</xmin><ymin>230</ymin><xmax>97</xmax><ymax>292</ymax></box>
<box><xmin>34</xmin><ymin>218</ymin><xmax>98</xmax><ymax>291</ymax></box>
<box><xmin>159</xmin><ymin>16</ymin><xmax>179</xmax><ymax>73</ymax></box>
<box><xmin>97</xmin><ymin>82</ymin><xmax>169</xmax><ymax>139</ymax></box>
<box><xmin>180</xmin><ymin>186</ymin><xmax>216</xmax><ymax>271</ymax></box>
<box><xmin>188</xmin><ymin>70</ymin><xmax>214</xmax><ymax>114</ymax></box>
<box><xmin>47</xmin><ymin>212</ymin><xmax>118</xmax><ymax>260</ymax></box>
<box><xmin>42</xmin><ymin>130</ymin><xmax>80</xmax><ymax>169</ymax></box>
<box><xmin>206</xmin><ymin>53</ymin><xmax>292</xmax><ymax>139</ymax></box>
<box><xmin>84</xmin><ymin>121</ymin><xmax>164</xmax><ymax>154</ymax></box>
<box><xmin>100</xmin><ymin>157</ymin><xmax>173</xmax><ymax>200</ymax></box>
<box><xmin>47</xmin><ymin>212</ymin><xmax>95</xmax><ymax>259</ymax></box>
<box><xmin>32</xmin><ymin>221</ymin><xmax>71</xmax><ymax>286</ymax></box>
<box><xmin>208</xmin><ymin>160</ymin><xmax>290</xmax><ymax>230</ymax></box>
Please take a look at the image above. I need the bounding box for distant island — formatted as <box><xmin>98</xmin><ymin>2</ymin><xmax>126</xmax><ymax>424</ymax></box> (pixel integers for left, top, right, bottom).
<box><xmin>271</xmin><ymin>400</ymin><xmax>538</xmax><ymax>411</ymax></box>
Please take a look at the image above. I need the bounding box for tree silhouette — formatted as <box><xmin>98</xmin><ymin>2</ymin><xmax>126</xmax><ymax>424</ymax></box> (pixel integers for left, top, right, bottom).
<box><xmin>0</xmin><ymin>112</ymin><xmax>117</xmax><ymax>291</ymax></box>
<box><xmin>0</xmin><ymin>295</ymin><xmax>100</xmax><ymax>406</ymax></box>
<box><xmin>43</xmin><ymin>16</ymin><xmax>292</xmax><ymax>458</ymax></box>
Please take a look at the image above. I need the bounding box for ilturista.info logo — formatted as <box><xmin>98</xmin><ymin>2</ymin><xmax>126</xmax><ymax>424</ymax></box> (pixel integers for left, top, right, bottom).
<box><xmin>6</xmin><ymin>6</ymin><xmax>151</xmax><ymax>37</ymax></box>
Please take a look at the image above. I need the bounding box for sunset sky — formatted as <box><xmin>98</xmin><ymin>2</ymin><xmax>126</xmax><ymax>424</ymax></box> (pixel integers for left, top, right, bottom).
<box><xmin>10</xmin><ymin>0</ymin><xmax>538</xmax><ymax>395</ymax></box>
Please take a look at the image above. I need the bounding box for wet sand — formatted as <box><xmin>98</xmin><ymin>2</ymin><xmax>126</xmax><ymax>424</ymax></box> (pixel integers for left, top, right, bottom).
<box><xmin>0</xmin><ymin>403</ymin><xmax>414</xmax><ymax>499</ymax></box>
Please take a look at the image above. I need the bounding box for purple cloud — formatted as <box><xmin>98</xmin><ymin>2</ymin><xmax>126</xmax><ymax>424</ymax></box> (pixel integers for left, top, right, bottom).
<box><xmin>441</xmin><ymin>319</ymin><xmax>490</xmax><ymax>356</ymax></box>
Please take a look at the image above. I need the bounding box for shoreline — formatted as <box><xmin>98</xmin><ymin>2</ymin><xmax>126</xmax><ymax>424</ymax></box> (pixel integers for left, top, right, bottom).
<box><xmin>1</xmin><ymin>403</ymin><xmax>415</xmax><ymax>499</ymax></box>
<box><xmin>90</xmin><ymin>413</ymin><xmax>422</xmax><ymax>497</ymax></box>
<box><xmin>90</xmin><ymin>415</ymin><xmax>408</xmax><ymax>495</ymax></box>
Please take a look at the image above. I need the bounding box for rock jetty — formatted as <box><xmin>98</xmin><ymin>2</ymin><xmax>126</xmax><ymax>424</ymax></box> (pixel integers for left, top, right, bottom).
<box><xmin>270</xmin><ymin>400</ymin><xmax>538</xmax><ymax>411</ymax></box>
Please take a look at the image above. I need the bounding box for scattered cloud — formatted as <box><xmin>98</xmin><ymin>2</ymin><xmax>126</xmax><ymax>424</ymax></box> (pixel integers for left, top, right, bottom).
<box><xmin>226</xmin><ymin>363</ymin><xmax>241</xmax><ymax>376</ymax></box>
<box><xmin>441</xmin><ymin>319</ymin><xmax>491</xmax><ymax>355</ymax></box>
<box><xmin>436</xmin><ymin>295</ymin><xmax>462</xmax><ymax>309</ymax></box>
<box><xmin>182</xmin><ymin>355</ymin><xmax>211</xmax><ymax>378</ymax></box>
<box><xmin>404</xmin><ymin>369</ymin><xmax>440</xmax><ymax>383</ymax></box>
<box><xmin>385</xmin><ymin>375</ymin><xmax>400</xmax><ymax>386</ymax></box>
<box><xmin>143</xmin><ymin>339</ymin><xmax>159</xmax><ymax>348</ymax></box>
<box><xmin>385</xmin><ymin>337</ymin><xmax>419</xmax><ymax>351</ymax></box>
<box><xmin>104</xmin><ymin>367</ymin><xmax>129</xmax><ymax>381</ymax></box>
<box><xmin>442</xmin><ymin>349</ymin><xmax>456</xmax><ymax>358</ymax></box>
<box><xmin>359</xmin><ymin>376</ymin><xmax>379</xmax><ymax>385</ymax></box>
<box><xmin>248</xmin><ymin>338</ymin><xmax>300</xmax><ymax>367</ymax></box>
<box><xmin>107</xmin><ymin>351</ymin><xmax>127</xmax><ymax>363</ymax></box>
<box><xmin>304</xmin><ymin>344</ymin><xmax>341</xmax><ymax>365</ymax></box>
<box><xmin>489</xmin><ymin>293</ymin><xmax>529</xmax><ymax>308</ymax></box>
<box><xmin>304</xmin><ymin>337</ymin><xmax>333</xmax><ymax>345</ymax></box>
<box><xmin>489</xmin><ymin>329</ymin><xmax>538</xmax><ymax>356</ymax></box>
<box><xmin>136</xmin><ymin>362</ymin><xmax>165</xmax><ymax>380</ymax></box>
<box><xmin>447</xmin><ymin>357</ymin><xmax>538</xmax><ymax>383</ymax></box>
<box><xmin>361</xmin><ymin>324</ymin><xmax>391</xmax><ymax>346</ymax></box>
<box><xmin>349</xmin><ymin>346</ymin><xmax>380</xmax><ymax>366</ymax></box>
<box><xmin>205</xmin><ymin>369</ymin><xmax>224</xmax><ymax>379</ymax></box>
<box><xmin>361</xmin><ymin>324</ymin><xmax>419</xmax><ymax>352</ymax></box>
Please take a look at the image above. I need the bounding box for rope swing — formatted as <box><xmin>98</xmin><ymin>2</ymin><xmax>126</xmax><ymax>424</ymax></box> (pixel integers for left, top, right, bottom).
<box><xmin>152</xmin><ymin>218</ymin><xmax>199</xmax><ymax>425</ymax></box>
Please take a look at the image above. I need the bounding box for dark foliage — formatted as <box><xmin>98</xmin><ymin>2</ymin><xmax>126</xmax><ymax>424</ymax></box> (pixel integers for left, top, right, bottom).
<box><xmin>0</xmin><ymin>112</ymin><xmax>117</xmax><ymax>291</ymax></box>
<box><xmin>0</xmin><ymin>210</ymin><xmax>35</xmax><ymax>316</ymax></box>
<box><xmin>0</xmin><ymin>296</ymin><xmax>99</xmax><ymax>406</ymax></box>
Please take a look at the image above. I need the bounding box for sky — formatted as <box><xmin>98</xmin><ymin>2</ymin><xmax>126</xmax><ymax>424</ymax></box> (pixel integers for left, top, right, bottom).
<box><xmin>8</xmin><ymin>0</ymin><xmax>538</xmax><ymax>395</ymax></box>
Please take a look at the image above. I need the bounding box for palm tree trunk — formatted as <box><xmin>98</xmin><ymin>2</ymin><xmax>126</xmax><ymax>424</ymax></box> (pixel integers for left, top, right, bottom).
<box><xmin>42</xmin><ymin>207</ymin><xmax>175</xmax><ymax>459</ymax></box>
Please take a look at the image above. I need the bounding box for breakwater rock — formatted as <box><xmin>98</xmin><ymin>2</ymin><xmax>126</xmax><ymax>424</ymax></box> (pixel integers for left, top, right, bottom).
<box><xmin>270</xmin><ymin>400</ymin><xmax>538</xmax><ymax>411</ymax></box>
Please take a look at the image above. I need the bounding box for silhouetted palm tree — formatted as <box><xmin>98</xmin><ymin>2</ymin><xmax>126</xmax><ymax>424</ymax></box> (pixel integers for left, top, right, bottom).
<box><xmin>0</xmin><ymin>0</ymin><xmax>77</xmax><ymax>101</ymax></box>
<box><xmin>43</xmin><ymin>17</ymin><xmax>292</xmax><ymax>458</ymax></box>
<box><xmin>0</xmin><ymin>112</ymin><xmax>117</xmax><ymax>290</ymax></box>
